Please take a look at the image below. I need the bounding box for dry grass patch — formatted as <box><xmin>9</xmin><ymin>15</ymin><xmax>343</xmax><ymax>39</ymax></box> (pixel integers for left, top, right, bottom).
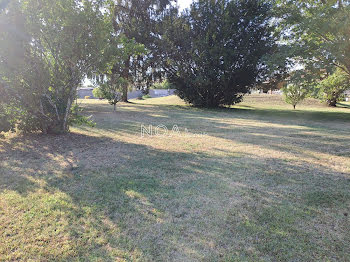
<box><xmin>0</xmin><ymin>95</ymin><xmax>349</xmax><ymax>261</ymax></box>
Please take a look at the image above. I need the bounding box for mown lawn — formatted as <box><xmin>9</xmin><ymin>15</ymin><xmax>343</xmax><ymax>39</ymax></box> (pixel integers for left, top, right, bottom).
<box><xmin>1</xmin><ymin>95</ymin><xmax>349</xmax><ymax>261</ymax></box>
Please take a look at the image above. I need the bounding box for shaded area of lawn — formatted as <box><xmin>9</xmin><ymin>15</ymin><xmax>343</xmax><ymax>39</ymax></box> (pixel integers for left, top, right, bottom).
<box><xmin>0</xmin><ymin>95</ymin><xmax>349</xmax><ymax>261</ymax></box>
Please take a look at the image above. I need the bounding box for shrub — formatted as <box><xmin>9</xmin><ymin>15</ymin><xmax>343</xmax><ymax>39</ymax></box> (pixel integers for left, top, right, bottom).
<box><xmin>317</xmin><ymin>69</ymin><xmax>349</xmax><ymax>107</ymax></box>
<box><xmin>142</xmin><ymin>94</ymin><xmax>152</xmax><ymax>99</ymax></box>
<box><xmin>69</xmin><ymin>104</ymin><xmax>95</xmax><ymax>128</ymax></box>
<box><xmin>92</xmin><ymin>87</ymin><xmax>104</xmax><ymax>99</ymax></box>
<box><xmin>0</xmin><ymin>105</ymin><xmax>14</xmax><ymax>133</ymax></box>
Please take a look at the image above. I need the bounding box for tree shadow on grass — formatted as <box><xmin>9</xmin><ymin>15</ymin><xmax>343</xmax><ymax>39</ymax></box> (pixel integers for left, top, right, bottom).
<box><xmin>0</xmin><ymin>133</ymin><xmax>226</xmax><ymax>260</ymax></box>
<box><xmin>1</xmin><ymin>131</ymin><xmax>350</xmax><ymax>260</ymax></box>
<box><xmin>85</xmin><ymin>101</ymin><xmax>350</xmax><ymax>162</ymax></box>
<box><xmin>337</xmin><ymin>102</ymin><xmax>350</xmax><ymax>109</ymax></box>
<box><xmin>138</xmin><ymin>102</ymin><xmax>350</xmax><ymax>158</ymax></box>
<box><xmin>132</xmin><ymin>99</ymin><xmax>350</xmax><ymax>124</ymax></box>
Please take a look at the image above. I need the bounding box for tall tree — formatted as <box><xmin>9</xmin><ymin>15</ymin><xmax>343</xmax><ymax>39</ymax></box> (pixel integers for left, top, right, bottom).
<box><xmin>163</xmin><ymin>0</ymin><xmax>276</xmax><ymax>107</ymax></box>
<box><xmin>276</xmin><ymin>0</ymin><xmax>350</xmax><ymax>77</ymax></box>
<box><xmin>95</xmin><ymin>0</ymin><xmax>173</xmax><ymax>102</ymax></box>
<box><xmin>0</xmin><ymin>0</ymin><xmax>105</xmax><ymax>133</ymax></box>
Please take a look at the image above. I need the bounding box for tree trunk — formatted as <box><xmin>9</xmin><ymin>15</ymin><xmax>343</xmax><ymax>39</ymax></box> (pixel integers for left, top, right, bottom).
<box><xmin>293</xmin><ymin>104</ymin><xmax>296</xmax><ymax>109</ymax></box>
<box><xmin>62</xmin><ymin>96</ymin><xmax>72</xmax><ymax>131</ymax></box>
<box><xmin>39</xmin><ymin>99</ymin><xmax>48</xmax><ymax>134</ymax></box>
<box><xmin>121</xmin><ymin>57</ymin><xmax>130</xmax><ymax>103</ymax></box>
<box><xmin>327</xmin><ymin>92</ymin><xmax>338</xmax><ymax>107</ymax></box>
<box><xmin>46</xmin><ymin>85</ymin><xmax>77</xmax><ymax>134</ymax></box>
<box><xmin>327</xmin><ymin>99</ymin><xmax>337</xmax><ymax>107</ymax></box>
<box><xmin>121</xmin><ymin>84</ymin><xmax>128</xmax><ymax>102</ymax></box>
<box><xmin>338</xmin><ymin>0</ymin><xmax>343</xmax><ymax>8</ymax></box>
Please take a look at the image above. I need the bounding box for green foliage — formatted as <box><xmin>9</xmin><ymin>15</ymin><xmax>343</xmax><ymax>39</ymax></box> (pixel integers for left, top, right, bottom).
<box><xmin>0</xmin><ymin>0</ymin><xmax>105</xmax><ymax>134</ymax></box>
<box><xmin>69</xmin><ymin>104</ymin><xmax>95</xmax><ymax>128</ymax></box>
<box><xmin>0</xmin><ymin>104</ymin><xmax>14</xmax><ymax>133</ymax></box>
<box><xmin>142</xmin><ymin>94</ymin><xmax>152</xmax><ymax>99</ymax></box>
<box><xmin>92</xmin><ymin>0</ymin><xmax>173</xmax><ymax>102</ymax></box>
<box><xmin>282</xmin><ymin>84</ymin><xmax>308</xmax><ymax>109</ymax></box>
<box><xmin>275</xmin><ymin>0</ymin><xmax>350</xmax><ymax>79</ymax></box>
<box><xmin>97</xmin><ymin>79</ymin><xmax>128</xmax><ymax>111</ymax></box>
<box><xmin>92</xmin><ymin>32</ymin><xmax>146</xmax><ymax>105</ymax></box>
<box><xmin>164</xmin><ymin>0</ymin><xmax>276</xmax><ymax>107</ymax></box>
<box><xmin>151</xmin><ymin>80</ymin><xmax>174</xmax><ymax>90</ymax></box>
<box><xmin>317</xmin><ymin>69</ymin><xmax>349</xmax><ymax>107</ymax></box>
<box><xmin>92</xmin><ymin>87</ymin><xmax>104</xmax><ymax>99</ymax></box>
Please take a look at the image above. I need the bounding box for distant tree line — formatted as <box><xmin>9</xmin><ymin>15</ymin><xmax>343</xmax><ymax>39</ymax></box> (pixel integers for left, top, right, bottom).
<box><xmin>0</xmin><ymin>0</ymin><xmax>349</xmax><ymax>133</ymax></box>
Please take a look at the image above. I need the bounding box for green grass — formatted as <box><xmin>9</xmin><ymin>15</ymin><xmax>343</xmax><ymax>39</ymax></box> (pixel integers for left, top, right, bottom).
<box><xmin>1</xmin><ymin>94</ymin><xmax>349</xmax><ymax>261</ymax></box>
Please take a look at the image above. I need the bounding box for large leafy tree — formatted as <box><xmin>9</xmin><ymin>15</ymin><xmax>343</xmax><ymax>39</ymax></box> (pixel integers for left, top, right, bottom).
<box><xmin>94</xmin><ymin>0</ymin><xmax>173</xmax><ymax>102</ymax></box>
<box><xmin>0</xmin><ymin>0</ymin><xmax>105</xmax><ymax>134</ymax></box>
<box><xmin>163</xmin><ymin>0</ymin><xmax>276</xmax><ymax>107</ymax></box>
<box><xmin>276</xmin><ymin>0</ymin><xmax>350</xmax><ymax>78</ymax></box>
<box><xmin>92</xmin><ymin>29</ymin><xmax>147</xmax><ymax>109</ymax></box>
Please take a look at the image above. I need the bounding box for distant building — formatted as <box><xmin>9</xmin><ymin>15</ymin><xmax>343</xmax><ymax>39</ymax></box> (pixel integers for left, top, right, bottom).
<box><xmin>77</xmin><ymin>87</ymin><xmax>95</xmax><ymax>99</ymax></box>
<box><xmin>77</xmin><ymin>87</ymin><xmax>176</xmax><ymax>100</ymax></box>
<box><xmin>150</xmin><ymin>89</ymin><xmax>175</xmax><ymax>97</ymax></box>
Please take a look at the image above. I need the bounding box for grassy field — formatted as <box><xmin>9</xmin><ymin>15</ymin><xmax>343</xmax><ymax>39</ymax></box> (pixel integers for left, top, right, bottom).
<box><xmin>1</xmin><ymin>95</ymin><xmax>349</xmax><ymax>261</ymax></box>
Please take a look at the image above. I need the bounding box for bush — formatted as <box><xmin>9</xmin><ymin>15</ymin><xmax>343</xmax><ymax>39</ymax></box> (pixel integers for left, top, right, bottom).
<box><xmin>92</xmin><ymin>87</ymin><xmax>104</xmax><ymax>99</ymax></box>
<box><xmin>317</xmin><ymin>69</ymin><xmax>349</xmax><ymax>107</ymax></box>
<box><xmin>142</xmin><ymin>94</ymin><xmax>152</xmax><ymax>99</ymax></box>
<box><xmin>0</xmin><ymin>105</ymin><xmax>14</xmax><ymax>133</ymax></box>
<box><xmin>69</xmin><ymin>104</ymin><xmax>95</xmax><ymax>128</ymax></box>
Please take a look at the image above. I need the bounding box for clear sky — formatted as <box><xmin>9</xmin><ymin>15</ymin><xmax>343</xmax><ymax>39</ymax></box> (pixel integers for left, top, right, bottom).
<box><xmin>177</xmin><ymin>0</ymin><xmax>192</xmax><ymax>10</ymax></box>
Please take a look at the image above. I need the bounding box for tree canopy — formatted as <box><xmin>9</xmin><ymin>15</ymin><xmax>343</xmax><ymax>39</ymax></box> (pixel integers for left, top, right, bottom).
<box><xmin>162</xmin><ymin>0</ymin><xmax>276</xmax><ymax>107</ymax></box>
<box><xmin>92</xmin><ymin>0</ymin><xmax>174</xmax><ymax>103</ymax></box>
<box><xmin>0</xmin><ymin>0</ymin><xmax>105</xmax><ymax>133</ymax></box>
<box><xmin>1</xmin><ymin>0</ymin><xmax>349</xmax><ymax>134</ymax></box>
<box><xmin>276</xmin><ymin>0</ymin><xmax>350</xmax><ymax>77</ymax></box>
